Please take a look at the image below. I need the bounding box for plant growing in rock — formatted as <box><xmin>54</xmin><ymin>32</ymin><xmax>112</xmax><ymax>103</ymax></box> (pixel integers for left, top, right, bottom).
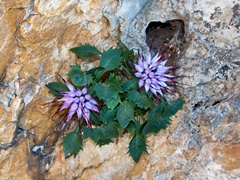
<box><xmin>46</xmin><ymin>42</ymin><xmax>184</xmax><ymax>162</ymax></box>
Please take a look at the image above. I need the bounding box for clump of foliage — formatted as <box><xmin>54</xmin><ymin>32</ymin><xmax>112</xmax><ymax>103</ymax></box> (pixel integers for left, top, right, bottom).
<box><xmin>46</xmin><ymin>41</ymin><xmax>184</xmax><ymax>162</ymax></box>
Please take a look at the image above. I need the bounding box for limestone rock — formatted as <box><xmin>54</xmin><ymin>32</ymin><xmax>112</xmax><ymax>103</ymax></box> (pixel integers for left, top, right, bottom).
<box><xmin>0</xmin><ymin>0</ymin><xmax>239</xmax><ymax>179</ymax></box>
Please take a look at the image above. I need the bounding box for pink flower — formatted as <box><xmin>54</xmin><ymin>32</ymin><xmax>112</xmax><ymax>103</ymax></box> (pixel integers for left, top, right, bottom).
<box><xmin>134</xmin><ymin>48</ymin><xmax>178</xmax><ymax>97</ymax></box>
<box><xmin>53</xmin><ymin>76</ymin><xmax>99</xmax><ymax>129</ymax></box>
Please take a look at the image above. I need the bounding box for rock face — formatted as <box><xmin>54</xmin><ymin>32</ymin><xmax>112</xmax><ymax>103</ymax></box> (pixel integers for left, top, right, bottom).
<box><xmin>0</xmin><ymin>0</ymin><xmax>239</xmax><ymax>179</ymax></box>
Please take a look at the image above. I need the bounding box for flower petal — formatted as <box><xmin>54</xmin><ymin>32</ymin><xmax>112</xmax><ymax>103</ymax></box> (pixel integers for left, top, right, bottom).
<box><xmin>141</xmin><ymin>73</ymin><xmax>148</xmax><ymax>80</ymax></box>
<box><xmin>75</xmin><ymin>90</ymin><xmax>82</xmax><ymax>96</ymax></box>
<box><xmin>144</xmin><ymin>83</ymin><xmax>150</xmax><ymax>93</ymax></box>
<box><xmin>77</xmin><ymin>107</ymin><xmax>83</xmax><ymax>120</ymax></box>
<box><xmin>146</xmin><ymin>51</ymin><xmax>152</xmax><ymax>65</ymax></box>
<box><xmin>64</xmin><ymin>103</ymin><xmax>78</xmax><ymax>124</ymax></box>
<box><xmin>151</xmin><ymin>53</ymin><xmax>161</xmax><ymax>64</ymax></box>
<box><xmin>158</xmin><ymin>81</ymin><xmax>168</xmax><ymax>87</ymax></box>
<box><xmin>63</xmin><ymin>91</ymin><xmax>76</xmax><ymax>97</ymax></box>
<box><xmin>89</xmin><ymin>99</ymin><xmax>98</xmax><ymax>105</ymax></box>
<box><xmin>150</xmin><ymin>87</ymin><xmax>158</xmax><ymax>96</ymax></box>
<box><xmin>82</xmin><ymin>87</ymin><xmax>88</xmax><ymax>95</ymax></box>
<box><xmin>69</xmin><ymin>103</ymin><xmax>78</xmax><ymax>113</ymax></box>
<box><xmin>134</xmin><ymin>63</ymin><xmax>144</xmax><ymax>73</ymax></box>
<box><xmin>144</xmin><ymin>79</ymin><xmax>151</xmax><ymax>93</ymax></box>
<box><xmin>58</xmin><ymin>74</ymin><xmax>75</xmax><ymax>92</ymax></box>
<box><xmin>59</xmin><ymin>102</ymin><xmax>71</xmax><ymax>111</ymax></box>
<box><xmin>80</xmin><ymin>96</ymin><xmax>85</xmax><ymax>103</ymax></box>
<box><xmin>85</xmin><ymin>94</ymin><xmax>92</xmax><ymax>100</ymax></box>
<box><xmin>138</xmin><ymin>55</ymin><xmax>143</xmax><ymax>66</ymax></box>
<box><xmin>134</xmin><ymin>72</ymin><xmax>142</xmax><ymax>78</ymax></box>
<box><xmin>82</xmin><ymin>108</ymin><xmax>91</xmax><ymax>126</ymax></box>
<box><xmin>85</xmin><ymin>102</ymin><xmax>92</xmax><ymax>109</ymax></box>
<box><xmin>143</xmin><ymin>61</ymin><xmax>148</xmax><ymax>69</ymax></box>
<box><xmin>159</xmin><ymin>59</ymin><xmax>168</xmax><ymax>66</ymax></box>
<box><xmin>85</xmin><ymin>94</ymin><xmax>98</xmax><ymax>105</ymax></box>
<box><xmin>66</xmin><ymin>82</ymin><xmax>75</xmax><ymax>92</ymax></box>
<box><xmin>138</xmin><ymin>79</ymin><xmax>144</xmax><ymax>88</ymax></box>
<box><xmin>156</xmin><ymin>66</ymin><xmax>172</xmax><ymax>74</ymax></box>
<box><xmin>91</xmin><ymin>104</ymin><xmax>99</xmax><ymax>113</ymax></box>
<box><xmin>87</xmin><ymin>103</ymin><xmax>99</xmax><ymax>113</ymax></box>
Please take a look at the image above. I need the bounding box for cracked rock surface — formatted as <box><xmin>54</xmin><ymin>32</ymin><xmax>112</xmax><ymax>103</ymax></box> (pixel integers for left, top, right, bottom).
<box><xmin>0</xmin><ymin>0</ymin><xmax>239</xmax><ymax>179</ymax></box>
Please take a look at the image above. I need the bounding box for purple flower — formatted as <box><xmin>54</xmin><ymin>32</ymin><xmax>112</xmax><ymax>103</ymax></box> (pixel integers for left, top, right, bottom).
<box><xmin>53</xmin><ymin>76</ymin><xmax>99</xmax><ymax>129</ymax></box>
<box><xmin>134</xmin><ymin>48</ymin><xmax>178</xmax><ymax>97</ymax></box>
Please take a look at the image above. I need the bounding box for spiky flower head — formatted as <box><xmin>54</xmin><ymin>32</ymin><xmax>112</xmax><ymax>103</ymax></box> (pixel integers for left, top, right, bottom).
<box><xmin>53</xmin><ymin>76</ymin><xmax>99</xmax><ymax>129</ymax></box>
<box><xmin>134</xmin><ymin>48</ymin><xmax>178</xmax><ymax>97</ymax></box>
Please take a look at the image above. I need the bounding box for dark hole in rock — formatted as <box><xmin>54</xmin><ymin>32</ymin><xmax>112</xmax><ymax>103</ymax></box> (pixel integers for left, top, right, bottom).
<box><xmin>212</xmin><ymin>99</ymin><xmax>222</xmax><ymax>106</ymax></box>
<box><xmin>193</xmin><ymin>101</ymin><xmax>204</xmax><ymax>111</ymax></box>
<box><xmin>146</xmin><ymin>19</ymin><xmax>185</xmax><ymax>66</ymax></box>
<box><xmin>218</xmin><ymin>65</ymin><xmax>230</xmax><ymax>75</ymax></box>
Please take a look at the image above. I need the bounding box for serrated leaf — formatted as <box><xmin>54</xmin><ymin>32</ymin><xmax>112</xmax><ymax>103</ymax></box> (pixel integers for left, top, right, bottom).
<box><xmin>61</xmin><ymin>126</ymin><xmax>83</xmax><ymax>158</ymax></box>
<box><xmin>67</xmin><ymin>65</ymin><xmax>92</xmax><ymax>86</ymax></box>
<box><xmin>90</xmin><ymin>112</ymin><xmax>101</xmax><ymax>125</ymax></box>
<box><xmin>100</xmin><ymin>107</ymin><xmax>118</xmax><ymax>125</ymax></box>
<box><xmin>70</xmin><ymin>44</ymin><xmax>101</xmax><ymax>59</ymax></box>
<box><xmin>116</xmin><ymin>100</ymin><xmax>134</xmax><ymax>128</ymax></box>
<box><xmin>163</xmin><ymin>98</ymin><xmax>185</xmax><ymax>118</ymax></box>
<box><xmin>67</xmin><ymin>64</ymin><xmax>82</xmax><ymax>76</ymax></box>
<box><xmin>142</xmin><ymin>117</ymin><xmax>171</xmax><ymax>135</ymax></box>
<box><xmin>86</xmin><ymin>66</ymin><xmax>103</xmax><ymax>75</ymax></box>
<box><xmin>128</xmin><ymin>134</ymin><xmax>147</xmax><ymax>163</ymax></box>
<box><xmin>125</xmin><ymin>121</ymin><xmax>138</xmax><ymax>134</ymax></box>
<box><xmin>126</xmin><ymin>122</ymin><xmax>136</xmax><ymax>134</ymax></box>
<box><xmin>83</xmin><ymin>122</ymin><xmax>119</xmax><ymax>145</ymax></box>
<box><xmin>93</xmin><ymin>82</ymin><xmax>122</xmax><ymax>101</ymax></box>
<box><xmin>97</xmin><ymin>139</ymin><xmax>112</xmax><ymax>147</ymax></box>
<box><xmin>105</xmin><ymin>96</ymin><xmax>121</xmax><ymax>110</ymax></box>
<box><xmin>121</xmin><ymin>78</ymin><xmax>138</xmax><ymax>92</ymax></box>
<box><xmin>46</xmin><ymin>82</ymin><xmax>69</xmax><ymax>97</ymax></box>
<box><xmin>99</xmin><ymin>48</ymin><xmax>122</xmax><ymax>71</ymax></box>
<box><xmin>128</xmin><ymin>90</ymin><xmax>154</xmax><ymax>110</ymax></box>
<box><xmin>86</xmin><ymin>66</ymin><xmax>105</xmax><ymax>81</ymax></box>
<box><xmin>147</xmin><ymin>101</ymin><xmax>166</xmax><ymax>121</ymax></box>
<box><xmin>142</xmin><ymin>98</ymin><xmax>185</xmax><ymax>135</ymax></box>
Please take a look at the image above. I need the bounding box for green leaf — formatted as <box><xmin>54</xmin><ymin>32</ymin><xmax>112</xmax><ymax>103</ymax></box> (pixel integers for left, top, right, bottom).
<box><xmin>142</xmin><ymin>98</ymin><xmax>185</xmax><ymax>135</ymax></box>
<box><xmin>90</xmin><ymin>112</ymin><xmax>101</xmax><ymax>125</ymax></box>
<box><xmin>83</xmin><ymin>122</ymin><xmax>119</xmax><ymax>146</ymax></box>
<box><xmin>163</xmin><ymin>98</ymin><xmax>185</xmax><ymax>118</ymax></box>
<box><xmin>100</xmin><ymin>107</ymin><xmax>118</xmax><ymax>125</ymax></box>
<box><xmin>147</xmin><ymin>101</ymin><xmax>166</xmax><ymax>121</ymax></box>
<box><xmin>128</xmin><ymin>133</ymin><xmax>147</xmax><ymax>163</ymax></box>
<box><xmin>61</xmin><ymin>126</ymin><xmax>83</xmax><ymax>158</ymax></box>
<box><xmin>142</xmin><ymin>117</ymin><xmax>171</xmax><ymax>135</ymax></box>
<box><xmin>67</xmin><ymin>64</ymin><xmax>82</xmax><ymax>77</ymax></box>
<box><xmin>72</xmin><ymin>74</ymin><xmax>92</xmax><ymax>87</ymax></box>
<box><xmin>46</xmin><ymin>82</ymin><xmax>69</xmax><ymax>97</ymax></box>
<box><xmin>67</xmin><ymin>65</ymin><xmax>92</xmax><ymax>86</ymax></box>
<box><xmin>128</xmin><ymin>90</ymin><xmax>155</xmax><ymax>110</ymax></box>
<box><xmin>118</xmin><ymin>40</ymin><xmax>136</xmax><ymax>64</ymax></box>
<box><xmin>86</xmin><ymin>66</ymin><xmax>105</xmax><ymax>80</ymax></box>
<box><xmin>70</xmin><ymin>44</ymin><xmax>101</xmax><ymax>59</ymax></box>
<box><xmin>97</xmin><ymin>139</ymin><xmax>112</xmax><ymax>147</ymax></box>
<box><xmin>99</xmin><ymin>48</ymin><xmax>122</xmax><ymax>71</ymax></box>
<box><xmin>93</xmin><ymin>82</ymin><xmax>122</xmax><ymax>101</ymax></box>
<box><xmin>116</xmin><ymin>100</ymin><xmax>134</xmax><ymax>128</ymax></box>
<box><xmin>105</xmin><ymin>96</ymin><xmax>121</xmax><ymax>110</ymax></box>
<box><xmin>121</xmin><ymin>78</ymin><xmax>138</xmax><ymax>92</ymax></box>
<box><xmin>125</xmin><ymin>121</ymin><xmax>140</xmax><ymax>134</ymax></box>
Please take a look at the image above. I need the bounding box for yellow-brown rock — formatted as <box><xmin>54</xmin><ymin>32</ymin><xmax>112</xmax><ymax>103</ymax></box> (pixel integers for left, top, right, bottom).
<box><xmin>0</xmin><ymin>0</ymin><xmax>239</xmax><ymax>179</ymax></box>
<box><xmin>212</xmin><ymin>143</ymin><xmax>240</xmax><ymax>173</ymax></box>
